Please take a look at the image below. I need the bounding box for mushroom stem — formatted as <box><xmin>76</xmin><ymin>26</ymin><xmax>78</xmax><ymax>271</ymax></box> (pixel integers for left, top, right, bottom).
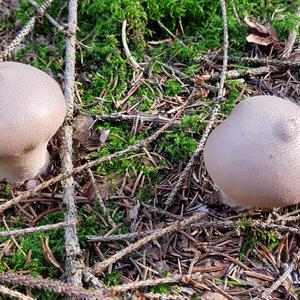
<box><xmin>0</xmin><ymin>143</ymin><xmax>50</xmax><ymax>183</ymax></box>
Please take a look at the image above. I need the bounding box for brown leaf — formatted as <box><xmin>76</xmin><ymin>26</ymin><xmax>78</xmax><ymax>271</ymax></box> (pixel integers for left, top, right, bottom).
<box><xmin>83</xmin><ymin>181</ymin><xmax>111</xmax><ymax>202</ymax></box>
<box><xmin>73</xmin><ymin>114</ymin><xmax>94</xmax><ymax>143</ymax></box>
<box><xmin>244</xmin><ymin>16</ymin><xmax>270</xmax><ymax>34</ymax></box>
<box><xmin>244</xmin><ymin>16</ymin><xmax>278</xmax><ymax>46</ymax></box>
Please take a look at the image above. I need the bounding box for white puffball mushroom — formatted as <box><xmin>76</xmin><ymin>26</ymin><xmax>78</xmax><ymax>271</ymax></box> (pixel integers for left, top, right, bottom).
<box><xmin>204</xmin><ymin>95</ymin><xmax>300</xmax><ymax>208</ymax></box>
<box><xmin>0</xmin><ymin>61</ymin><xmax>66</xmax><ymax>183</ymax></box>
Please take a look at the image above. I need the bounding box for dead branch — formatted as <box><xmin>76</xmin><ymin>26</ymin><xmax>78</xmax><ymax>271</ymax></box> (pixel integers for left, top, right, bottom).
<box><xmin>28</xmin><ymin>0</ymin><xmax>66</xmax><ymax>32</ymax></box>
<box><xmin>0</xmin><ymin>0</ymin><xmax>54</xmax><ymax>60</ymax></box>
<box><xmin>158</xmin><ymin>21</ymin><xmax>186</xmax><ymax>47</ymax></box>
<box><xmin>260</xmin><ymin>261</ymin><xmax>296</xmax><ymax>299</ymax></box>
<box><xmin>0</xmin><ymin>272</ymin><xmax>112</xmax><ymax>300</ymax></box>
<box><xmin>61</xmin><ymin>0</ymin><xmax>83</xmax><ymax>286</ymax></box>
<box><xmin>164</xmin><ymin>0</ymin><xmax>229</xmax><ymax>207</ymax></box>
<box><xmin>0</xmin><ymin>285</ymin><xmax>34</xmax><ymax>300</ymax></box>
<box><xmin>281</xmin><ymin>6</ymin><xmax>300</xmax><ymax>59</ymax></box>
<box><xmin>200</xmin><ymin>66</ymin><xmax>273</xmax><ymax>81</ymax></box>
<box><xmin>87</xmin><ymin>168</ymin><xmax>116</xmax><ymax>228</ymax></box>
<box><xmin>195</xmin><ymin>55</ymin><xmax>300</xmax><ymax>68</ymax></box>
<box><xmin>0</xmin><ymin>221</ymin><xmax>75</xmax><ymax>238</ymax></box>
<box><xmin>107</xmin><ymin>272</ymin><xmax>203</xmax><ymax>292</ymax></box>
<box><xmin>94</xmin><ymin>113</ymin><xmax>180</xmax><ymax>127</ymax></box>
<box><xmin>92</xmin><ymin>213</ymin><xmax>207</xmax><ymax>274</ymax></box>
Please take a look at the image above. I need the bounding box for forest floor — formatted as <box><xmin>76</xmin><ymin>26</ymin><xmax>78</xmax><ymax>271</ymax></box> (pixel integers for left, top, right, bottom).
<box><xmin>0</xmin><ymin>0</ymin><xmax>300</xmax><ymax>299</ymax></box>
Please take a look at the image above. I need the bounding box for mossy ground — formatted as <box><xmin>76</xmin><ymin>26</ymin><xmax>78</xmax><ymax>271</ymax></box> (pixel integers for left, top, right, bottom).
<box><xmin>0</xmin><ymin>0</ymin><xmax>300</xmax><ymax>298</ymax></box>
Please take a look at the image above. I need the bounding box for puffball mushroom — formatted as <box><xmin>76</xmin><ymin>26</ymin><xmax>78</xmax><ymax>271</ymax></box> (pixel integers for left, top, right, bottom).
<box><xmin>0</xmin><ymin>61</ymin><xmax>66</xmax><ymax>183</ymax></box>
<box><xmin>204</xmin><ymin>95</ymin><xmax>300</xmax><ymax>208</ymax></box>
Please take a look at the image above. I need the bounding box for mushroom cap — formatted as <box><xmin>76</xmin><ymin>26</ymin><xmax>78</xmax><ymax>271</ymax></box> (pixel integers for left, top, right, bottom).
<box><xmin>0</xmin><ymin>62</ymin><xmax>66</xmax><ymax>157</ymax></box>
<box><xmin>204</xmin><ymin>95</ymin><xmax>300</xmax><ymax>208</ymax></box>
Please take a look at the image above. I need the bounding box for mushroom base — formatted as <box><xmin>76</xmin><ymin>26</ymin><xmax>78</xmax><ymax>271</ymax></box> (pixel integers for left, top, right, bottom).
<box><xmin>0</xmin><ymin>143</ymin><xmax>50</xmax><ymax>184</ymax></box>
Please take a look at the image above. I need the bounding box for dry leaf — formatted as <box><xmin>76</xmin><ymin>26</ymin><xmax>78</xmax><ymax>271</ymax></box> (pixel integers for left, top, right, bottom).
<box><xmin>244</xmin><ymin>16</ymin><xmax>278</xmax><ymax>46</ymax></box>
<box><xmin>73</xmin><ymin>114</ymin><xmax>94</xmax><ymax>143</ymax></box>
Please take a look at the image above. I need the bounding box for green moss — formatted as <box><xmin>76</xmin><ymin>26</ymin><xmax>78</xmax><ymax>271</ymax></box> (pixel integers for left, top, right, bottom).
<box><xmin>103</xmin><ymin>270</ymin><xmax>122</xmax><ymax>286</ymax></box>
<box><xmin>238</xmin><ymin>217</ymin><xmax>279</xmax><ymax>260</ymax></box>
<box><xmin>180</xmin><ymin>113</ymin><xmax>206</xmax><ymax>132</ymax></box>
<box><xmin>159</xmin><ymin>131</ymin><xmax>197</xmax><ymax>162</ymax></box>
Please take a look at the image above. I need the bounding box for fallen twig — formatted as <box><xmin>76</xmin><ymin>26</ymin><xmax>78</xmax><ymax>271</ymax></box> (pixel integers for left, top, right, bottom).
<box><xmin>0</xmin><ymin>221</ymin><xmax>75</xmax><ymax>238</ymax></box>
<box><xmin>107</xmin><ymin>272</ymin><xmax>203</xmax><ymax>292</ymax></box>
<box><xmin>195</xmin><ymin>55</ymin><xmax>300</xmax><ymax>68</ymax></box>
<box><xmin>61</xmin><ymin>0</ymin><xmax>83</xmax><ymax>286</ymax></box>
<box><xmin>0</xmin><ymin>0</ymin><xmax>54</xmax><ymax>60</ymax></box>
<box><xmin>0</xmin><ymin>272</ymin><xmax>111</xmax><ymax>299</ymax></box>
<box><xmin>87</xmin><ymin>168</ymin><xmax>116</xmax><ymax>228</ymax></box>
<box><xmin>164</xmin><ymin>0</ymin><xmax>229</xmax><ymax>207</ymax></box>
<box><xmin>0</xmin><ymin>285</ymin><xmax>34</xmax><ymax>300</ymax></box>
<box><xmin>92</xmin><ymin>213</ymin><xmax>207</xmax><ymax>274</ymax></box>
<box><xmin>281</xmin><ymin>6</ymin><xmax>300</xmax><ymax>59</ymax></box>
<box><xmin>28</xmin><ymin>0</ymin><xmax>66</xmax><ymax>32</ymax></box>
<box><xmin>94</xmin><ymin>113</ymin><xmax>180</xmax><ymax>127</ymax></box>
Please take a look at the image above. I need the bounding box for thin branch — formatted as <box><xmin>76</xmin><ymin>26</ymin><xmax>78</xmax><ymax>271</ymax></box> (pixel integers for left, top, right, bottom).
<box><xmin>0</xmin><ymin>285</ymin><xmax>34</xmax><ymax>300</ymax></box>
<box><xmin>107</xmin><ymin>272</ymin><xmax>203</xmax><ymax>292</ymax></box>
<box><xmin>87</xmin><ymin>168</ymin><xmax>116</xmax><ymax>228</ymax></box>
<box><xmin>28</xmin><ymin>0</ymin><xmax>66</xmax><ymax>32</ymax></box>
<box><xmin>61</xmin><ymin>0</ymin><xmax>82</xmax><ymax>286</ymax></box>
<box><xmin>281</xmin><ymin>6</ymin><xmax>300</xmax><ymax>59</ymax></box>
<box><xmin>260</xmin><ymin>261</ymin><xmax>295</xmax><ymax>299</ymax></box>
<box><xmin>94</xmin><ymin>113</ymin><xmax>180</xmax><ymax>127</ymax></box>
<box><xmin>92</xmin><ymin>213</ymin><xmax>207</xmax><ymax>274</ymax></box>
<box><xmin>0</xmin><ymin>272</ymin><xmax>111</xmax><ymax>299</ymax></box>
<box><xmin>0</xmin><ymin>0</ymin><xmax>54</xmax><ymax>60</ymax></box>
<box><xmin>0</xmin><ymin>106</ymin><xmax>183</xmax><ymax>214</ymax></box>
<box><xmin>158</xmin><ymin>21</ymin><xmax>186</xmax><ymax>47</ymax></box>
<box><xmin>195</xmin><ymin>55</ymin><xmax>300</xmax><ymax>68</ymax></box>
<box><xmin>164</xmin><ymin>0</ymin><xmax>229</xmax><ymax>207</ymax></box>
<box><xmin>0</xmin><ymin>221</ymin><xmax>75</xmax><ymax>238</ymax></box>
<box><xmin>121</xmin><ymin>19</ymin><xmax>143</xmax><ymax>71</ymax></box>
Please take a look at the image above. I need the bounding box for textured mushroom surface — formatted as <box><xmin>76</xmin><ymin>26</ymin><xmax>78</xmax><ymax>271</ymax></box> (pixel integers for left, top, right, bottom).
<box><xmin>0</xmin><ymin>61</ymin><xmax>66</xmax><ymax>183</ymax></box>
<box><xmin>204</xmin><ymin>95</ymin><xmax>300</xmax><ymax>208</ymax></box>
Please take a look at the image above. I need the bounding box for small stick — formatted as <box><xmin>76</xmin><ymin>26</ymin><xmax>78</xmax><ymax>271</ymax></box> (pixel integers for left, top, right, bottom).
<box><xmin>0</xmin><ymin>272</ymin><xmax>111</xmax><ymax>299</ymax></box>
<box><xmin>107</xmin><ymin>272</ymin><xmax>203</xmax><ymax>292</ymax></box>
<box><xmin>0</xmin><ymin>0</ymin><xmax>54</xmax><ymax>60</ymax></box>
<box><xmin>195</xmin><ymin>55</ymin><xmax>300</xmax><ymax>68</ymax></box>
<box><xmin>0</xmin><ymin>221</ymin><xmax>75</xmax><ymax>238</ymax></box>
<box><xmin>158</xmin><ymin>21</ymin><xmax>186</xmax><ymax>47</ymax></box>
<box><xmin>281</xmin><ymin>6</ymin><xmax>300</xmax><ymax>59</ymax></box>
<box><xmin>261</xmin><ymin>262</ymin><xmax>295</xmax><ymax>299</ymax></box>
<box><xmin>87</xmin><ymin>168</ymin><xmax>116</xmax><ymax>228</ymax></box>
<box><xmin>61</xmin><ymin>0</ymin><xmax>83</xmax><ymax>286</ymax></box>
<box><xmin>95</xmin><ymin>113</ymin><xmax>180</xmax><ymax>126</ymax></box>
<box><xmin>28</xmin><ymin>0</ymin><xmax>66</xmax><ymax>32</ymax></box>
<box><xmin>92</xmin><ymin>213</ymin><xmax>206</xmax><ymax>274</ymax></box>
<box><xmin>0</xmin><ymin>285</ymin><xmax>35</xmax><ymax>300</ymax></box>
<box><xmin>164</xmin><ymin>0</ymin><xmax>229</xmax><ymax>207</ymax></box>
